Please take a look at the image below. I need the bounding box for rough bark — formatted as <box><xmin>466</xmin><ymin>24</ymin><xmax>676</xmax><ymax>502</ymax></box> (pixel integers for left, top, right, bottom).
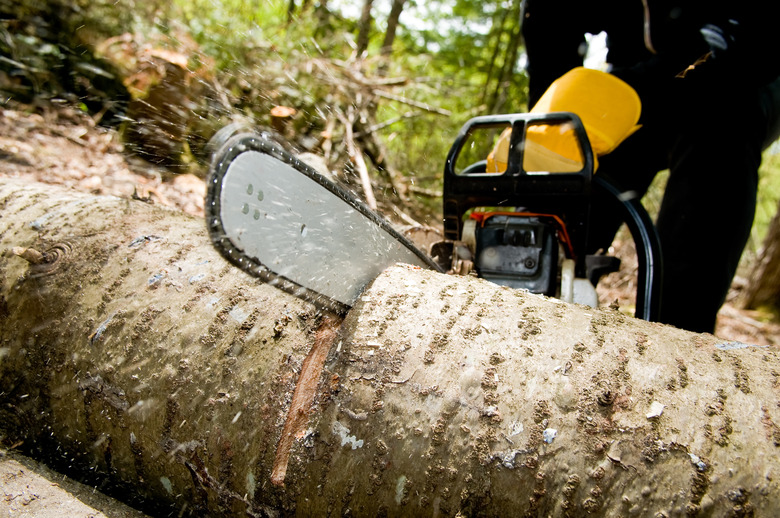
<box><xmin>2</xmin><ymin>178</ymin><xmax>780</xmax><ymax>517</ymax></box>
<box><xmin>0</xmin><ymin>178</ymin><xmax>320</xmax><ymax>516</ymax></box>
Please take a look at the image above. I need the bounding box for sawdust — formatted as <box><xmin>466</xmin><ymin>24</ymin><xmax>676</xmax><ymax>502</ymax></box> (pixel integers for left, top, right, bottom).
<box><xmin>0</xmin><ymin>103</ymin><xmax>205</xmax><ymax>217</ymax></box>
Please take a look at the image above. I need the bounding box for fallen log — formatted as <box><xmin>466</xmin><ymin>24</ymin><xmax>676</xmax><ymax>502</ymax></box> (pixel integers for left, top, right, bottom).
<box><xmin>1</xmin><ymin>178</ymin><xmax>779</xmax><ymax>517</ymax></box>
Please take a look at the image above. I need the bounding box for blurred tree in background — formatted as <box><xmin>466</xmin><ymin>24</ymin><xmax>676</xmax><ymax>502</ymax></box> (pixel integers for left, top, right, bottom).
<box><xmin>0</xmin><ymin>0</ymin><xmax>130</xmax><ymax>123</ymax></box>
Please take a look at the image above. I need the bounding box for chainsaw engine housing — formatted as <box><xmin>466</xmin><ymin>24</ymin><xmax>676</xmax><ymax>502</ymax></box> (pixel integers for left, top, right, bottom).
<box><xmin>473</xmin><ymin>214</ymin><xmax>558</xmax><ymax>295</ymax></box>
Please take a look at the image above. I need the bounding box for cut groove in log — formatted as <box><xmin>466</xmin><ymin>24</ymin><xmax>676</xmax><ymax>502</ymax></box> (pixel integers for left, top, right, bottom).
<box><xmin>271</xmin><ymin>313</ymin><xmax>342</xmax><ymax>486</ymax></box>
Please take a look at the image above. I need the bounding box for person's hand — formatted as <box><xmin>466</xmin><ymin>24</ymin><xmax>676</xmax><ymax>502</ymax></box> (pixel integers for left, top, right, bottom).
<box><xmin>700</xmin><ymin>19</ymin><xmax>739</xmax><ymax>59</ymax></box>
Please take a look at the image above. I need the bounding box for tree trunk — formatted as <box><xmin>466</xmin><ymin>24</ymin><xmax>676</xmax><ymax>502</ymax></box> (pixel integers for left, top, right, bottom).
<box><xmin>487</xmin><ymin>0</ymin><xmax>523</xmax><ymax>114</ymax></box>
<box><xmin>286</xmin><ymin>0</ymin><xmax>313</xmax><ymax>23</ymax></box>
<box><xmin>376</xmin><ymin>0</ymin><xmax>406</xmax><ymax>79</ymax></box>
<box><xmin>380</xmin><ymin>0</ymin><xmax>406</xmax><ymax>57</ymax></box>
<box><xmin>481</xmin><ymin>3</ymin><xmax>511</xmax><ymax>107</ymax></box>
<box><xmin>743</xmin><ymin>204</ymin><xmax>780</xmax><ymax>310</ymax></box>
<box><xmin>355</xmin><ymin>0</ymin><xmax>375</xmax><ymax>57</ymax></box>
<box><xmin>315</xmin><ymin>0</ymin><xmax>331</xmax><ymax>36</ymax></box>
<box><xmin>2</xmin><ymin>178</ymin><xmax>780</xmax><ymax>517</ymax></box>
<box><xmin>287</xmin><ymin>0</ymin><xmax>297</xmax><ymax>23</ymax></box>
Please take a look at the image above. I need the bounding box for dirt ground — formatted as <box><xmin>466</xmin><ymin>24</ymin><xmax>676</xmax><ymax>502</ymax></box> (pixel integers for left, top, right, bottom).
<box><xmin>2</xmin><ymin>102</ymin><xmax>779</xmax><ymax>347</ymax></box>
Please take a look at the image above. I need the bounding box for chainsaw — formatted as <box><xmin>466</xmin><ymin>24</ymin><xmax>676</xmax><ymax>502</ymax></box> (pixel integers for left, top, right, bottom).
<box><xmin>205</xmin><ymin>111</ymin><xmax>662</xmax><ymax>320</ymax></box>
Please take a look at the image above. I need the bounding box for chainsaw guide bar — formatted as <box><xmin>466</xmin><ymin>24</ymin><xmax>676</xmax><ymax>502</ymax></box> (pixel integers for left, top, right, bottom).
<box><xmin>205</xmin><ymin>133</ymin><xmax>441</xmax><ymax>314</ymax></box>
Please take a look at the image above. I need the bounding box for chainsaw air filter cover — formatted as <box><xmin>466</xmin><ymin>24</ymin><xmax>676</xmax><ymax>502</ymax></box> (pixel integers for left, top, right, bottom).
<box><xmin>474</xmin><ymin>214</ymin><xmax>558</xmax><ymax>295</ymax></box>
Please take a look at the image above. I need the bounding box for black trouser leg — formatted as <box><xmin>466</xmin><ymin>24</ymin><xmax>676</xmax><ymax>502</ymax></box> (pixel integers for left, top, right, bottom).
<box><xmin>656</xmin><ymin>110</ymin><xmax>762</xmax><ymax>333</ymax></box>
<box><xmin>587</xmin><ymin>88</ymin><xmax>769</xmax><ymax>333</ymax></box>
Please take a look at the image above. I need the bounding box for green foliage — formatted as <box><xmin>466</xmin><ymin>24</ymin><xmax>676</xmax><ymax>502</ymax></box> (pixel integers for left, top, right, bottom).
<box><xmin>3</xmin><ymin>0</ymin><xmax>530</xmax><ymax>184</ymax></box>
<box><xmin>6</xmin><ymin>0</ymin><xmax>778</xmax><ymax>276</ymax></box>
<box><xmin>168</xmin><ymin>0</ymin><xmax>285</xmax><ymax>67</ymax></box>
<box><xmin>0</xmin><ymin>0</ymin><xmax>130</xmax><ymax>120</ymax></box>
<box><xmin>365</xmin><ymin>0</ymin><xmax>530</xmax><ymax>212</ymax></box>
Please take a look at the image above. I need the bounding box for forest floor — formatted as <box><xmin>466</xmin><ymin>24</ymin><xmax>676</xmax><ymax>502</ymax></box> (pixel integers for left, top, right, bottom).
<box><xmin>2</xmin><ymin>102</ymin><xmax>780</xmax><ymax>346</ymax></box>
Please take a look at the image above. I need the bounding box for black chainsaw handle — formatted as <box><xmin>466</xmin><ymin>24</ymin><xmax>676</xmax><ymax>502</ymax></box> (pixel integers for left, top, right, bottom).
<box><xmin>444</xmin><ymin>112</ymin><xmax>596</xmax><ymax>179</ymax></box>
<box><xmin>592</xmin><ymin>175</ymin><xmax>663</xmax><ymax>322</ymax></box>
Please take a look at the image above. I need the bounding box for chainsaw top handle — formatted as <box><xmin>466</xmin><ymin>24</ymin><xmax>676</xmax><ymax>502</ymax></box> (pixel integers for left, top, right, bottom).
<box><xmin>444</xmin><ymin>112</ymin><xmax>595</xmax><ymax>180</ymax></box>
